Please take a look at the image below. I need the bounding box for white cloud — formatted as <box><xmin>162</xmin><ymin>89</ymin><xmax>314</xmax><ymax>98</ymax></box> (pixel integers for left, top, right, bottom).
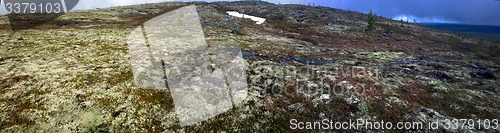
<box><xmin>392</xmin><ymin>15</ymin><xmax>457</xmax><ymax>24</ymax></box>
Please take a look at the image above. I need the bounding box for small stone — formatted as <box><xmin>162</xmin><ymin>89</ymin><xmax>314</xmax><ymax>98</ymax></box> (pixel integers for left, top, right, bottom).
<box><xmin>287</xmin><ymin>103</ymin><xmax>304</xmax><ymax>113</ymax></box>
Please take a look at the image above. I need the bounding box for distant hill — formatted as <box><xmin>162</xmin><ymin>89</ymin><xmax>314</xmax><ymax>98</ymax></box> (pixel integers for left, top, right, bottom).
<box><xmin>418</xmin><ymin>23</ymin><xmax>500</xmax><ymax>42</ymax></box>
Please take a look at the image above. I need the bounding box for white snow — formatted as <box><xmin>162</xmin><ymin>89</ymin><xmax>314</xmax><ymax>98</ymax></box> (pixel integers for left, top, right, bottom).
<box><xmin>226</xmin><ymin>11</ymin><xmax>266</xmax><ymax>25</ymax></box>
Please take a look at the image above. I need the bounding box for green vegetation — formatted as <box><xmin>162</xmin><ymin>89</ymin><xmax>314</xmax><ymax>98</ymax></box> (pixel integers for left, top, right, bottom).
<box><xmin>366</xmin><ymin>10</ymin><xmax>376</xmax><ymax>31</ymax></box>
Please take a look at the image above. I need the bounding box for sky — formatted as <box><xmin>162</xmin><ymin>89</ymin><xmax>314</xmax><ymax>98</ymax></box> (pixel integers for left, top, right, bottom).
<box><xmin>310</xmin><ymin>0</ymin><xmax>500</xmax><ymax>26</ymax></box>
<box><xmin>1</xmin><ymin>0</ymin><xmax>499</xmax><ymax>26</ymax></box>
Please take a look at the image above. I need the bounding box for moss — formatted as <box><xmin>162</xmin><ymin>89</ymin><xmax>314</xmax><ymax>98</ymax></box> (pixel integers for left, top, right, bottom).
<box><xmin>133</xmin><ymin>88</ymin><xmax>174</xmax><ymax>108</ymax></box>
<box><xmin>177</xmin><ymin>80</ymin><xmax>360</xmax><ymax>132</ymax></box>
<box><xmin>399</xmin><ymin>83</ymin><xmax>497</xmax><ymax>119</ymax></box>
<box><xmin>4</xmin><ymin>97</ymin><xmax>45</xmax><ymax>128</ymax></box>
<box><xmin>0</xmin><ymin>75</ymin><xmax>32</xmax><ymax>92</ymax></box>
<box><xmin>377</xmin><ymin>23</ymin><xmax>412</xmax><ymax>36</ymax></box>
<box><xmin>97</xmin><ymin>42</ymin><xmax>129</xmax><ymax>52</ymax></box>
<box><xmin>0</xmin><ymin>77</ymin><xmax>47</xmax><ymax>129</ymax></box>
<box><xmin>368</xmin><ymin>98</ymin><xmax>410</xmax><ymax>123</ymax></box>
<box><xmin>97</xmin><ymin>97</ymin><xmax>114</xmax><ymax>109</ymax></box>
<box><xmin>3</xmin><ymin>111</ymin><xmax>34</xmax><ymax>129</ymax></box>
<box><xmin>106</xmin><ymin>68</ymin><xmax>134</xmax><ymax>86</ymax></box>
<box><xmin>0</xmin><ymin>56</ymin><xmax>16</xmax><ymax>63</ymax></box>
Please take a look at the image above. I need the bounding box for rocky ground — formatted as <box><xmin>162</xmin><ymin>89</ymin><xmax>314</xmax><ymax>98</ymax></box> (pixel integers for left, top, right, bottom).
<box><xmin>0</xmin><ymin>1</ymin><xmax>499</xmax><ymax>132</ymax></box>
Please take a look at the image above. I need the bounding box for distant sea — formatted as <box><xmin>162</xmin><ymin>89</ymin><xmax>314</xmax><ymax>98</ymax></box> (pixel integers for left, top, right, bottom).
<box><xmin>417</xmin><ymin>23</ymin><xmax>500</xmax><ymax>42</ymax></box>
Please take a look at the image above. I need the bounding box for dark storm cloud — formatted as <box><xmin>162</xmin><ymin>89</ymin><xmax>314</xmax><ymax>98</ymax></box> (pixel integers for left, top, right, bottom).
<box><xmin>309</xmin><ymin>0</ymin><xmax>500</xmax><ymax>26</ymax></box>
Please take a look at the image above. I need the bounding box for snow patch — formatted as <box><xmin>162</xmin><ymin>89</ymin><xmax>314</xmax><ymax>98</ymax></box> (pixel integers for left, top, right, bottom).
<box><xmin>226</xmin><ymin>11</ymin><xmax>266</xmax><ymax>25</ymax></box>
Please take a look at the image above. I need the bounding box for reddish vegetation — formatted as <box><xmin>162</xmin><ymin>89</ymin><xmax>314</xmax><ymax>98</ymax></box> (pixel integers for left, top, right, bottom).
<box><xmin>399</xmin><ymin>83</ymin><xmax>435</xmax><ymax>108</ymax></box>
<box><xmin>326</xmin><ymin>66</ymin><xmax>383</xmax><ymax>102</ymax></box>
<box><xmin>230</xmin><ymin>4</ymin><xmax>500</xmax><ymax>63</ymax></box>
<box><xmin>252</xmin><ymin>18</ymin><xmax>447</xmax><ymax>54</ymax></box>
<box><xmin>399</xmin><ymin>83</ymin><xmax>497</xmax><ymax>119</ymax></box>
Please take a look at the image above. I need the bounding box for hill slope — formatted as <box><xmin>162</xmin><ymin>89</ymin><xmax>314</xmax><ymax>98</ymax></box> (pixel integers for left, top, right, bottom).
<box><xmin>0</xmin><ymin>1</ymin><xmax>499</xmax><ymax>132</ymax></box>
